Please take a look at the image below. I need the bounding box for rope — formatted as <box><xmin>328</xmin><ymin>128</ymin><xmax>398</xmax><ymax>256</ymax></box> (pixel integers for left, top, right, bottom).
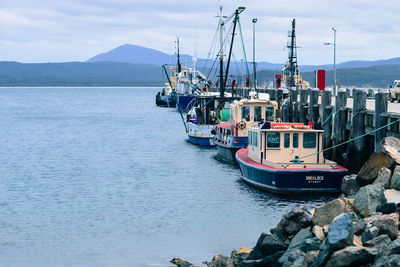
<box><xmin>322</xmin><ymin>108</ymin><xmax>339</xmax><ymax>126</ymax></box>
<box><xmin>296</xmin><ymin>116</ymin><xmax>400</xmax><ymax>161</ymax></box>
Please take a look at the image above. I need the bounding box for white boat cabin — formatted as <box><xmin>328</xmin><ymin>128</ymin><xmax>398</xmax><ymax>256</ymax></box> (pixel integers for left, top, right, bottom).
<box><xmin>247</xmin><ymin>122</ymin><xmax>337</xmax><ymax>168</ymax></box>
<box><xmin>229</xmin><ymin>94</ymin><xmax>278</xmax><ymax>137</ymax></box>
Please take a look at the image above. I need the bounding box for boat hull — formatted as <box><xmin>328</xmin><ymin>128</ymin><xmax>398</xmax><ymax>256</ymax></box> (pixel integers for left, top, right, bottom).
<box><xmin>186</xmin><ymin>122</ymin><xmax>215</xmax><ymax>147</ymax></box>
<box><xmin>177</xmin><ymin>95</ymin><xmax>196</xmax><ymax>112</ymax></box>
<box><xmin>215</xmin><ymin>143</ymin><xmax>240</xmax><ymax>163</ymax></box>
<box><xmin>155</xmin><ymin>93</ymin><xmax>177</xmax><ymax>107</ymax></box>
<box><xmin>236</xmin><ymin>149</ymin><xmax>348</xmax><ymax>194</ymax></box>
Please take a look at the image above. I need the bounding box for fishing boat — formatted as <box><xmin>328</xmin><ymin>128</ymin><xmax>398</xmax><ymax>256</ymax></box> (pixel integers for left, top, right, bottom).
<box><xmin>236</xmin><ymin>121</ymin><xmax>348</xmax><ymax>193</ymax></box>
<box><xmin>186</xmin><ymin>93</ymin><xmax>234</xmax><ymax>147</ymax></box>
<box><xmin>183</xmin><ymin>6</ymin><xmax>246</xmax><ymax>147</ymax></box>
<box><xmin>212</xmin><ymin>91</ymin><xmax>278</xmax><ymax>163</ymax></box>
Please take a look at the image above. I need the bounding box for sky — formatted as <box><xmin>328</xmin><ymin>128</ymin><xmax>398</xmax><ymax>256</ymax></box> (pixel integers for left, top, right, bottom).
<box><xmin>0</xmin><ymin>0</ymin><xmax>399</xmax><ymax>65</ymax></box>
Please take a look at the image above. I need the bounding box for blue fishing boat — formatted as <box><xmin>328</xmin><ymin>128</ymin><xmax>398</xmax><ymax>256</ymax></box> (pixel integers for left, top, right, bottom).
<box><xmin>212</xmin><ymin>92</ymin><xmax>278</xmax><ymax>163</ymax></box>
<box><xmin>183</xmin><ymin>6</ymin><xmax>246</xmax><ymax>147</ymax></box>
<box><xmin>236</xmin><ymin>121</ymin><xmax>348</xmax><ymax>194</ymax></box>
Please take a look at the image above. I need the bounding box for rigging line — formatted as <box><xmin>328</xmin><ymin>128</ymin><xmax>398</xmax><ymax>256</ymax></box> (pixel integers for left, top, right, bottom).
<box><xmin>204</xmin><ymin>55</ymin><xmax>219</xmax><ymax>82</ymax></box>
<box><xmin>297</xmin><ymin>117</ymin><xmax>400</xmax><ymax>161</ymax></box>
<box><xmin>321</xmin><ymin>108</ymin><xmax>341</xmax><ymax>126</ymax></box>
<box><xmin>237</xmin><ymin>18</ymin><xmax>250</xmax><ymax>80</ymax></box>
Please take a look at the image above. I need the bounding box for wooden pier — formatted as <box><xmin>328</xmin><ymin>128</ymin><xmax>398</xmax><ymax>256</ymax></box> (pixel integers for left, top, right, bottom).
<box><xmin>210</xmin><ymin>86</ymin><xmax>397</xmax><ymax>172</ymax></box>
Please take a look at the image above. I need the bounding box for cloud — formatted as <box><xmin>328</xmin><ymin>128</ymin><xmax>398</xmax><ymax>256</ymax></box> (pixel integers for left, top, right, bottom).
<box><xmin>0</xmin><ymin>0</ymin><xmax>399</xmax><ymax>64</ymax></box>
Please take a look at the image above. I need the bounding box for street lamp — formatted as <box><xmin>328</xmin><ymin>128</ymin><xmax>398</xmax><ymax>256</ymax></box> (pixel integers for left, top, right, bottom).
<box><xmin>324</xmin><ymin>27</ymin><xmax>337</xmax><ymax>95</ymax></box>
<box><xmin>252</xmin><ymin>18</ymin><xmax>257</xmax><ymax>90</ymax></box>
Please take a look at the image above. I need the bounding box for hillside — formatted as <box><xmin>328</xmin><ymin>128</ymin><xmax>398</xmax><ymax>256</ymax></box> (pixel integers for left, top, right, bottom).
<box><xmin>257</xmin><ymin>65</ymin><xmax>400</xmax><ymax>88</ymax></box>
<box><xmin>0</xmin><ymin>61</ymin><xmax>164</xmax><ymax>86</ymax></box>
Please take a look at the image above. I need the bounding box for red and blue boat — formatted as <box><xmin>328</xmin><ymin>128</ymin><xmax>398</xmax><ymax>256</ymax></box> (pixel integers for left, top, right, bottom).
<box><xmin>212</xmin><ymin>92</ymin><xmax>278</xmax><ymax>163</ymax></box>
<box><xmin>236</xmin><ymin>121</ymin><xmax>348</xmax><ymax>194</ymax></box>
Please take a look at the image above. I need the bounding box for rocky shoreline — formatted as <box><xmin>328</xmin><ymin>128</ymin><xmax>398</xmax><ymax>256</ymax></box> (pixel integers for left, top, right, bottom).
<box><xmin>170</xmin><ymin>137</ymin><xmax>400</xmax><ymax>267</ymax></box>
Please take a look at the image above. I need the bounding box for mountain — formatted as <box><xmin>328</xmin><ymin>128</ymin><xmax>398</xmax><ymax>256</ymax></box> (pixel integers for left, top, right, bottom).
<box><xmin>87</xmin><ymin>44</ymin><xmax>400</xmax><ymax>73</ymax></box>
<box><xmin>87</xmin><ymin>44</ymin><xmax>193</xmax><ymax>66</ymax></box>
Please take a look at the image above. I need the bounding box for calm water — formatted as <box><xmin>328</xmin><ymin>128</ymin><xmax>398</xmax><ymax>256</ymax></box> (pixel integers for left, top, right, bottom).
<box><xmin>0</xmin><ymin>87</ymin><xmax>334</xmax><ymax>267</ymax></box>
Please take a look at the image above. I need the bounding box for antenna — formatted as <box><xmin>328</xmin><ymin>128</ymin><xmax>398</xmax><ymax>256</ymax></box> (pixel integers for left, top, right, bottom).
<box><xmin>285</xmin><ymin>18</ymin><xmax>298</xmax><ymax>88</ymax></box>
<box><xmin>175</xmin><ymin>37</ymin><xmax>182</xmax><ymax>73</ymax></box>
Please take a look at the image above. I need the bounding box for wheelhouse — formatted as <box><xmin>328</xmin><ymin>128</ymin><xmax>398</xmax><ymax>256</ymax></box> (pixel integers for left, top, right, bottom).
<box><xmin>247</xmin><ymin>122</ymin><xmax>327</xmax><ymax>165</ymax></box>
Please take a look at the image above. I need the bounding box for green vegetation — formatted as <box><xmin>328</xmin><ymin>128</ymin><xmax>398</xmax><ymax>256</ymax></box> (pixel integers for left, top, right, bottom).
<box><xmin>257</xmin><ymin>65</ymin><xmax>400</xmax><ymax>88</ymax></box>
<box><xmin>0</xmin><ymin>61</ymin><xmax>398</xmax><ymax>87</ymax></box>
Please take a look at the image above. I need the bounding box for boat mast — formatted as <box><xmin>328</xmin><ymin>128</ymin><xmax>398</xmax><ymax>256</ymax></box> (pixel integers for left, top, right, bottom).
<box><xmin>223</xmin><ymin>7</ymin><xmax>244</xmax><ymax>91</ymax></box>
<box><xmin>219</xmin><ymin>6</ymin><xmax>224</xmax><ymax>99</ymax></box>
<box><xmin>287</xmin><ymin>19</ymin><xmax>297</xmax><ymax>88</ymax></box>
<box><xmin>176</xmin><ymin>37</ymin><xmax>182</xmax><ymax>73</ymax></box>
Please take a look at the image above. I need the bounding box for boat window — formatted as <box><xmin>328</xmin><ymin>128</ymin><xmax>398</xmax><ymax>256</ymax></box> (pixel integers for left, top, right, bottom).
<box><xmin>303</xmin><ymin>133</ymin><xmax>316</xmax><ymax>148</ymax></box>
<box><xmin>293</xmin><ymin>133</ymin><xmax>299</xmax><ymax>148</ymax></box>
<box><xmin>253</xmin><ymin>132</ymin><xmax>258</xmax><ymax>147</ymax></box>
<box><xmin>254</xmin><ymin>106</ymin><xmax>262</xmax><ymax>122</ymax></box>
<box><xmin>248</xmin><ymin>131</ymin><xmax>253</xmax><ymax>146</ymax></box>
<box><xmin>265</xmin><ymin>106</ymin><xmax>274</xmax><ymax>121</ymax></box>
<box><xmin>284</xmin><ymin>133</ymin><xmax>290</xmax><ymax>148</ymax></box>
<box><xmin>267</xmin><ymin>132</ymin><xmax>280</xmax><ymax>148</ymax></box>
<box><xmin>242</xmin><ymin>106</ymin><xmax>250</xmax><ymax>121</ymax></box>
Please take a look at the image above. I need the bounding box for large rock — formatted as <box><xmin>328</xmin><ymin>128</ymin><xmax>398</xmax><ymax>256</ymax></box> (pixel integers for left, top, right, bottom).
<box><xmin>302</xmin><ymin>250</ymin><xmax>319</xmax><ymax>267</ymax></box>
<box><xmin>377</xmin><ymin>202</ymin><xmax>398</xmax><ymax>214</ymax></box>
<box><xmin>325</xmin><ymin>246</ymin><xmax>378</xmax><ymax>267</ymax></box>
<box><xmin>341</xmin><ymin>174</ymin><xmax>361</xmax><ymax>196</ymax></box>
<box><xmin>357</xmin><ymin>152</ymin><xmax>395</xmax><ymax>186</ymax></box>
<box><xmin>238</xmin><ymin>251</ymin><xmax>283</xmax><ymax>267</ymax></box>
<box><xmin>206</xmin><ymin>254</ymin><xmax>234</xmax><ymax>267</ymax></box>
<box><xmin>312</xmin><ymin>225</ymin><xmax>325</xmax><ymax>241</ymax></box>
<box><xmin>374</xmin><ymin>167</ymin><xmax>392</xmax><ymax>189</ymax></box>
<box><xmin>246</xmin><ymin>233</ymin><xmax>287</xmax><ymax>260</ymax></box>
<box><xmin>362</xmin><ymin>213</ymin><xmax>399</xmax><ymax>243</ymax></box>
<box><xmin>381</xmin><ymin>238</ymin><xmax>400</xmax><ymax>256</ymax></box>
<box><xmin>384</xmin><ymin>189</ymin><xmax>400</xmax><ymax>204</ymax></box>
<box><xmin>354</xmin><ymin>183</ymin><xmax>386</xmax><ymax>217</ymax></box>
<box><xmin>277</xmin><ymin>249</ymin><xmax>305</xmax><ymax>267</ymax></box>
<box><xmin>274</xmin><ymin>206</ymin><xmax>312</xmax><ymax>238</ymax></box>
<box><xmin>372</xmin><ymin>255</ymin><xmax>400</xmax><ymax>267</ymax></box>
<box><xmin>381</xmin><ymin>137</ymin><xmax>400</xmax><ymax>164</ymax></box>
<box><xmin>170</xmin><ymin>258</ymin><xmax>193</xmax><ymax>267</ymax></box>
<box><xmin>327</xmin><ymin>212</ymin><xmax>356</xmax><ymax>250</ymax></box>
<box><xmin>288</xmin><ymin>226</ymin><xmax>312</xmax><ymax>249</ymax></box>
<box><xmin>231</xmin><ymin>247</ymin><xmax>251</xmax><ymax>266</ymax></box>
<box><xmin>364</xmin><ymin>234</ymin><xmax>392</xmax><ymax>254</ymax></box>
<box><xmin>312</xmin><ymin>197</ymin><xmax>355</xmax><ymax>226</ymax></box>
<box><xmin>390</xmin><ymin>166</ymin><xmax>400</xmax><ymax>190</ymax></box>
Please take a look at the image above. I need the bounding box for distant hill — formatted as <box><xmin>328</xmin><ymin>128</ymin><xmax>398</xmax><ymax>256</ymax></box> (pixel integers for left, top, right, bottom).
<box><xmin>0</xmin><ymin>61</ymin><xmax>163</xmax><ymax>86</ymax></box>
<box><xmin>87</xmin><ymin>44</ymin><xmax>400</xmax><ymax>73</ymax></box>
<box><xmin>87</xmin><ymin>44</ymin><xmax>193</xmax><ymax>66</ymax></box>
<box><xmin>0</xmin><ymin>60</ymin><xmax>398</xmax><ymax>87</ymax></box>
<box><xmin>257</xmin><ymin>65</ymin><xmax>400</xmax><ymax>88</ymax></box>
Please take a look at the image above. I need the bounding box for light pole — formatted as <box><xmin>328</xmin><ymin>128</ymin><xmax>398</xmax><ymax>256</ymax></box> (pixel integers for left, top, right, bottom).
<box><xmin>252</xmin><ymin>18</ymin><xmax>257</xmax><ymax>90</ymax></box>
<box><xmin>324</xmin><ymin>27</ymin><xmax>337</xmax><ymax>95</ymax></box>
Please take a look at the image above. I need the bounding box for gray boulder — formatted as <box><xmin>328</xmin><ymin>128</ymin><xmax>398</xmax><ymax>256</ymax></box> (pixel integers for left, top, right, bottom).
<box><xmin>206</xmin><ymin>254</ymin><xmax>234</xmax><ymax>267</ymax></box>
<box><xmin>170</xmin><ymin>258</ymin><xmax>193</xmax><ymax>267</ymax></box>
<box><xmin>381</xmin><ymin>238</ymin><xmax>400</xmax><ymax>256</ymax></box>
<box><xmin>275</xmin><ymin>205</ymin><xmax>312</xmax><ymax>238</ymax></box>
<box><xmin>354</xmin><ymin>183</ymin><xmax>386</xmax><ymax>217</ymax></box>
<box><xmin>372</xmin><ymin>255</ymin><xmax>400</xmax><ymax>267</ymax></box>
<box><xmin>259</xmin><ymin>234</ymin><xmax>287</xmax><ymax>256</ymax></box>
<box><xmin>277</xmin><ymin>249</ymin><xmax>305</xmax><ymax>267</ymax></box>
<box><xmin>357</xmin><ymin>152</ymin><xmax>395</xmax><ymax>186</ymax></box>
<box><xmin>384</xmin><ymin>189</ymin><xmax>400</xmax><ymax>204</ymax></box>
<box><xmin>364</xmin><ymin>234</ymin><xmax>392</xmax><ymax>255</ymax></box>
<box><xmin>327</xmin><ymin>212</ymin><xmax>356</xmax><ymax>250</ymax></box>
<box><xmin>325</xmin><ymin>246</ymin><xmax>378</xmax><ymax>267</ymax></box>
<box><xmin>374</xmin><ymin>167</ymin><xmax>392</xmax><ymax>189</ymax></box>
<box><xmin>302</xmin><ymin>250</ymin><xmax>319</xmax><ymax>267</ymax></box>
<box><xmin>366</xmin><ymin>213</ymin><xmax>399</xmax><ymax>241</ymax></box>
<box><xmin>390</xmin><ymin>166</ymin><xmax>400</xmax><ymax>190</ymax></box>
<box><xmin>312</xmin><ymin>197</ymin><xmax>355</xmax><ymax>226</ymax></box>
<box><xmin>377</xmin><ymin>202</ymin><xmax>398</xmax><ymax>214</ymax></box>
<box><xmin>381</xmin><ymin>137</ymin><xmax>400</xmax><ymax>164</ymax></box>
<box><xmin>288</xmin><ymin>226</ymin><xmax>312</xmax><ymax>249</ymax></box>
<box><xmin>362</xmin><ymin>225</ymin><xmax>380</xmax><ymax>243</ymax></box>
<box><xmin>341</xmin><ymin>174</ymin><xmax>361</xmax><ymax>196</ymax></box>
<box><xmin>312</xmin><ymin>225</ymin><xmax>325</xmax><ymax>241</ymax></box>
